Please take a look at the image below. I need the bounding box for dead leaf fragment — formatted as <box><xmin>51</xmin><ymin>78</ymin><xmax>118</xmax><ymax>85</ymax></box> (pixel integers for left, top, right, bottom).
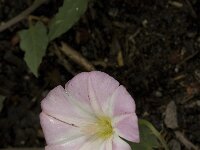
<box><xmin>117</xmin><ymin>50</ymin><xmax>124</xmax><ymax>67</ymax></box>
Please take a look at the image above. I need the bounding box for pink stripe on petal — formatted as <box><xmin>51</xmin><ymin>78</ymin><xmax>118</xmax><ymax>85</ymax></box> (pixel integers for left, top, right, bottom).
<box><xmin>112</xmin><ymin>136</ymin><xmax>132</xmax><ymax>150</ymax></box>
<box><xmin>109</xmin><ymin>85</ymin><xmax>136</xmax><ymax>117</ymax></box>
<box><xmin>41</xmin><ymin>85</ymin><xmax>95</xmax><ymax>126</ymax></box>
<box><xmin>40</xmin><ymin>112</ymin><xmax>82</xmax><ymax>145</ymax></box>
<box><xmin>114</xmin><ymin>114</ymin><xmax>140</xmax><ymax>143</ymax></box>
<box><xmin>65</xmin><ymin>72</ymin><xmax>92</xmax><ymax>112</ymax></box>
<box><xmin>88</xmin><ymin>71</ymin><xmax>119</xmax><ymax>115</ymax></box>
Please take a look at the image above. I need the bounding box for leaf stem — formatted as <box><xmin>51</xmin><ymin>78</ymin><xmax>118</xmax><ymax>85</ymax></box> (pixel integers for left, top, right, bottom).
<box><xmin>139</xmin><ymin>119</ymin><xmax>169</xmax><ymax>150</ymax></box>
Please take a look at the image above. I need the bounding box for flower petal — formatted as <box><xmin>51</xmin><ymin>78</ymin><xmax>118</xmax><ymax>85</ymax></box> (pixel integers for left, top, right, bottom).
<box><xmin>45</xmin><ymin>136</ymin><xmax>87</xmax><ymax>150</ymax></box>
<box><xmin>65</xmin><ymin>72</ymin><xmax>93</xmax><ymax>113</ymax></box>
<box><xmin>98</xmin><ymin>136</ymin><xmax>131</xmax><ymax>150</ymax></box>
<box><xmin>106</xmin><ymin>85</ymin><xmax>136</xmax><ymax>117</ymax></box>
<box><xmin>114</xmin><ymin>114</ymin><xmax>140</xmax><ymax>143</ymax></box>
<box><xmin>112</xmin><ymin>136</ymin><xmax>131</xmax><ymax>150</ymax></box>
<box><xmin>79</xmin><ymin>137</ymin><xmax>105</xmax><ymax>150</ymax></box>
<box><xmin>88</xmin><ymin>71</ymin><xmax>119</xmax><ymax>115</ymax></box>
<box><xmin>40</xmin><ymin>112</ymin><xmax>83</xmax><ymax>145</ymax></box>
<box><xmin>104</xmin><ymin>137</ymin><xmax>113</xmax><ymax>150</ymax></box>
<box><xmin>41</xmin><ymin>85</ymin><xmax>95</xmax><ymax>126</ymax></box>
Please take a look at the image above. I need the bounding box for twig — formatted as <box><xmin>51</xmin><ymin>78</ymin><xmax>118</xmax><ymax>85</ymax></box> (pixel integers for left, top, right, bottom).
<box><xmin>168</xmin><ymin>1</ymin><xmax>183</xmax><ymax>8</ymax></box>
<box><xmin>53</xmin><ymin>44</ymin><xmax>76</xmax><ymax>75</ymax></box>
<box><xmin>60</xmin><ymin>42</ymin><xmax>96</xmax><ymax>71</ymax></box>
<box><xmin>175</xmin><ymin>131</ymin><xmax>199</xmax><ymax>150</ymax></box>
<box><xmin>181</xmin><ymin>94</ymin><xmax>195</xmax><ymax>104</ymax></box>
<box><xmin>0</xmin><ymin>0</ymin><xmax>48</xmax><ymax>32</ymax></box>
<box><xmin>177</xmin><ymin>51</ymin><xmax>199</xmax><ymax>66</ymax></box>
<box><xmin>184</xmin><ymin>0</ymin><xmax>197</xmax><ymax>19</ymax></box>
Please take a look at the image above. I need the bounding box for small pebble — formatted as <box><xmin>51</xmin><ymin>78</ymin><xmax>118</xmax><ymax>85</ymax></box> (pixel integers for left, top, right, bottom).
<box><xmin>155</xmin><ymin>91</ymin><xmax>162</xmax><ymax>97</ymax></box>
<box><xmin>164</xmin><ymin>101</ymin><xmax>178</xmax><ymax>129</ymax></box>
<box><xmin>142</xmin><ymin>19</ymin><xmax>148</xmax><ymax>28</ymax></box>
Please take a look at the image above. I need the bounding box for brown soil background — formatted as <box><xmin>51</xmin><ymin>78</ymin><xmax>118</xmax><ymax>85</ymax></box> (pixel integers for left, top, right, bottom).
<box><xmin>0</xmin><ymin>0</ymin><xmax>200</xmax><ymax>149</ymax></box>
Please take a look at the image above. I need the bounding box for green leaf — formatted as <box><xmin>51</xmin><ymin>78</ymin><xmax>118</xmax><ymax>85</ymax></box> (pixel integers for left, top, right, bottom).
<box><xmin>19</xmin><ymin>22</ymin><xmax>48</xmax><ymax>76</ymax></box>
<box><xmin>130</xmin><ymin>119</ymin><xmax>169</xmax><ymax>150</ymax></box>
<box><xmin>48</xmin><ymin>0</ymin><xmax>88</xmax><ymax>41</ymax></box>
<box><xmin>130</xmin><ymin>124</ymin><xmax>159</xmax><ymax>150</ymax></box>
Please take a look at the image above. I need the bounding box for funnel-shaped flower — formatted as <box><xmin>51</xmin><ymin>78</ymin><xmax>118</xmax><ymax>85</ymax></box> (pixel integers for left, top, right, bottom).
<box><xmin>40</xmin><ymin>71</ymin><xmax>139</xmax><ymax>150</ymax></box>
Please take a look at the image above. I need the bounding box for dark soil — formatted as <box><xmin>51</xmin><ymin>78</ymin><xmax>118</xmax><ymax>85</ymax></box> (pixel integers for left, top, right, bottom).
<box><xmin>0</xmin><ymin>0</ymin><xmax>200</xmax><ymax>149</ymax></box>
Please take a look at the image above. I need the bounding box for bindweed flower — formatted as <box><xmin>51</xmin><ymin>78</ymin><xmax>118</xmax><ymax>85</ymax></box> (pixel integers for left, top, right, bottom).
<box><xmin>40</xmin><ymin>71</ymin><xmax>139</xmax><ymax>150</ymax></box>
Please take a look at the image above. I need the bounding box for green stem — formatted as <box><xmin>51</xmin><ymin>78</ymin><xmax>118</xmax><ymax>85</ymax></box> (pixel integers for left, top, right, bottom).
<box><xmin>139</xmin><ymin>119</ymin><xmax>169</xmax><ymax>150</ymax></box>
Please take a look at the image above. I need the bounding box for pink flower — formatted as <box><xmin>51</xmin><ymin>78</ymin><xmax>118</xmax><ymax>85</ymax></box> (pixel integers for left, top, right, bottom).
<box><xmin>40</xmin><ymin>71</ymin><xmax>139</xmax><ymax>150</ymax></box>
